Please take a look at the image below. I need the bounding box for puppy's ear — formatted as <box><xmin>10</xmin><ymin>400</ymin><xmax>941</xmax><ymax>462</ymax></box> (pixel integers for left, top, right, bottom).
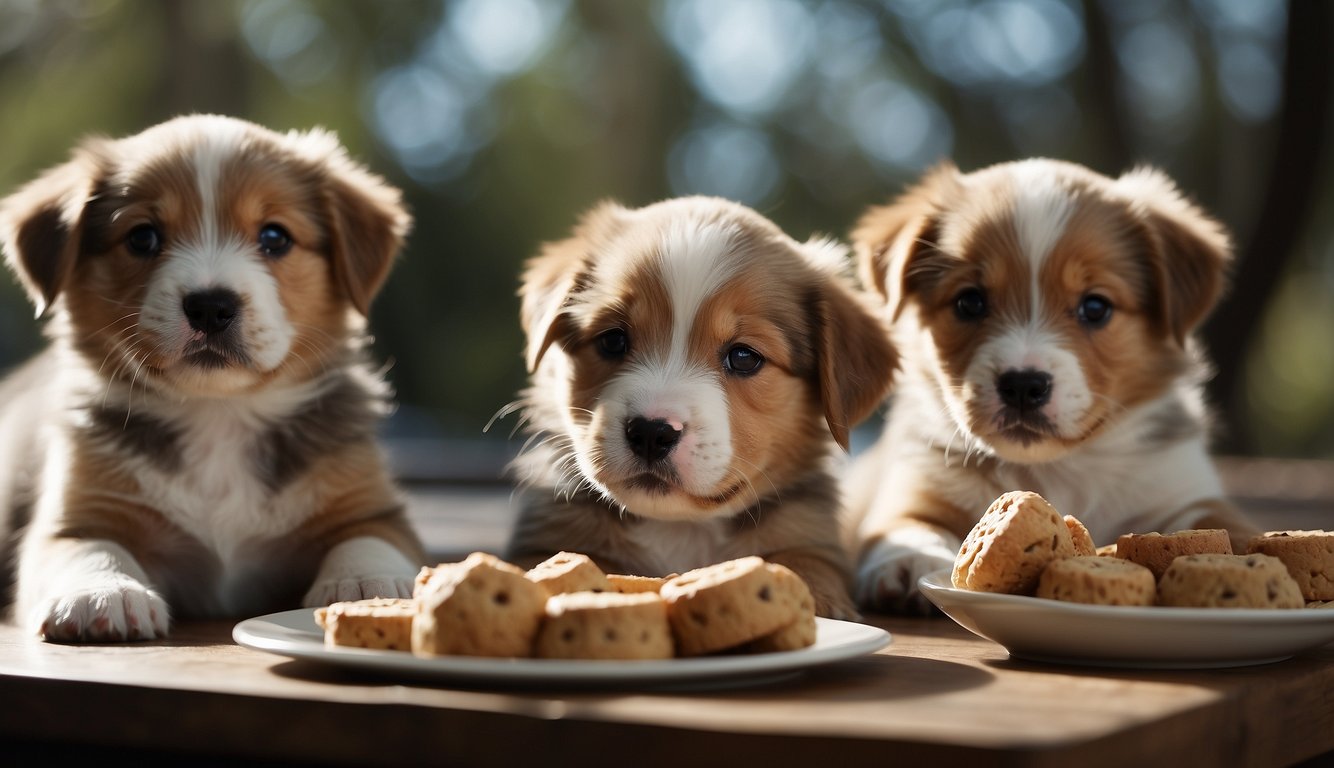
<box><xmin>520</xmin><ymin>200</ymin><xmax>628</xmax><ymax>372</ymax></box>
<box><xmin>301</xmin><ymin>130</ymin><xmax>411</xmax><ymax>317</ymax></box>
<box><xmin>1117</xmin><ymin>167</ymin><xmax>1232</xmax><ymax>345</ymax></box>
<box><xmin>806</xmin><ymin>244</ymin><xmax>899</xmax><ymax>450</ymax></box>
<box><xmin>851</xmin><ymin>162</ymin><xmax>960</xmax><ymax>321</ymax></box>
<box><xmin>0</xmin><ymin>149</ymin><xmax>101</xmax><ymax>317</ymax></box>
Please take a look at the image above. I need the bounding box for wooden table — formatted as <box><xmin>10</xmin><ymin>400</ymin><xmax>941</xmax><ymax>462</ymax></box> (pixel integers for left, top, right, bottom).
<box><xmin>2</xmin><ymin>611</ymin><xmax>1333</xmax><ymax>767</ymax></box>
<box><xmin>4</xmin><ymin>462</ymin><xmax>1334</xmax><ymax>768</ymax></box>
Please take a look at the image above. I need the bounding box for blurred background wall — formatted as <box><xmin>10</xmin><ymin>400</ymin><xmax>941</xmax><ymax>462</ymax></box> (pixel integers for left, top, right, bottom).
<box><xmin>0</xmin><ymin>0</ymin><xmax>1331</xmax><ymax>480</ymax></box>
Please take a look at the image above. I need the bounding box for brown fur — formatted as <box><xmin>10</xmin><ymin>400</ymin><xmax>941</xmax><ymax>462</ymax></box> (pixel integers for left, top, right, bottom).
<box><xmin>0</xmin><ymin>115</ymin><xmax>423</xmax><ymax>641</ymax></box>
<box><xmin>507</xmin><ymin>197</ymin><xmax>897</xmax><ymax>619</ymax></box>
<box><xmin>846</xmin><ymin>159</ymin><xmax>1259</xmax><ymax>613</ymax></box>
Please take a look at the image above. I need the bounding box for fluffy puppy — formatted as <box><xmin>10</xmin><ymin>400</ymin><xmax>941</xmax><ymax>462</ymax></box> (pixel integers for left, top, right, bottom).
<box><xmin>505</xmin><ymin>196</ymin><xmax>897</xmax><ymax>619</ymax></box>
<box><xmin>845</xmin><ymin>158</ymin><xmax>1260</xmax><ymax>612</ymax></box>
<box><xmin>0</xmin><ymin>114</ymin><xmax>426</xmax><ymax>641</ymax></box>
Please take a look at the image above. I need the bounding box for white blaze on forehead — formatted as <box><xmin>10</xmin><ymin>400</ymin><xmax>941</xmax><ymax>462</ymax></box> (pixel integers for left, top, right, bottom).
<box><xmin>1008</xmin><ymin>162</ymin><xmax>1074</xmax><ymax>323</ymax></box>
<box><xmin>658</xmin><ymin>217</ymin><xmax>742</xmax><ymax>359</ymax></box>
<box><xmin>1009</xmin><ymin>162</ymin><xmax>1076</xmax><ymax>267</ymax></box>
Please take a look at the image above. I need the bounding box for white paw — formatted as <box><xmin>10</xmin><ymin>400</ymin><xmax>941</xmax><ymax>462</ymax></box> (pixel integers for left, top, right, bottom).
<box><xmin>855</xmin><ymin>538</ymin><xmax>955</xmax><ymax>614</ymax></box>
<box><xmin>32</xmin><ymin>578</ymin><xmax>171</xmax><ymax>643</ymax></box>
<box><xmin>302</xmin><ymin>574</ymin><xmax>415</xmax><ymax>607</ymax></box>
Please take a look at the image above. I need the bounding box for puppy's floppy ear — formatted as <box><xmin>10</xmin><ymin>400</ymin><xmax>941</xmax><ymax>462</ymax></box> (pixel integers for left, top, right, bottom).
<box><xmin>851</xmin><ymin>161</ymin><xmax>960</xmax><ymax>321</ymax></box>
<box><xmin>300</xmin><ymin>129</ymin><xmax>412</xmax><ymax>317</ymax></box>
<box><xmin>520</xmin><ymin>200</ymin><xmax>629</xmax><ymax>372</ymax></box>
<box><xmin>802</xmin><ymin>239</ymin><xmax>898</xmax><ymax>451</ymax></box>
<box><xmin>1116</xmin><ymin>167</ymin><xmax>1232</xmax><ymax>346</ymax></box>
<box><xmin>0</xmin><ymin>147</ymin><xmax>102</xmax><ymax>318</ymax></box>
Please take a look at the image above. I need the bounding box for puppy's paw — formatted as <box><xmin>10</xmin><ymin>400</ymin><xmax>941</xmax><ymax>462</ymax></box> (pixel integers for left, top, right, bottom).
<box><xmin>813</xmin><ymin>587</ymin><xmax>862</xmax><ymax>622</ymax></box>
<box><xmin>304</xmin><ymin>535</ymin><xmax>421</xmax><ymax>607</ymax></box>
<box><xmin>302</xmin><ymin>574</ymin><xmax>415</xmax><ymax>607</ymax></box>
<box><xmin>32</xmin><ymin>578</ymin><xmax>171</xmax><ymax>643</ymax></box>
<box><xmin>855</xmin><ymin>532</ymin><xmax>958</xmax><ymax>614</ymax></box>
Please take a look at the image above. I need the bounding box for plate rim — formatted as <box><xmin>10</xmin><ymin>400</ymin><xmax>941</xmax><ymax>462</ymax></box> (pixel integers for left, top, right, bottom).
<box><xmin>232</xmin><ymin>608</ymin><xmax>892</xmax><ymax>686</ymax></box>
<box><xmin>917</xmin><ymin>568</ymin><xmax>1334</xmax><ymax>668</ymax></box>
<box><xmin>918</xmin><ymin>568</ymin><xmax>1334</xmax><ymax>624</ymax></box>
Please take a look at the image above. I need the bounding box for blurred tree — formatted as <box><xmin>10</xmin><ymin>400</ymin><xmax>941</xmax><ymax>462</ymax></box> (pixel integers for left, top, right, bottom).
<box><xmin>1201</xmin><ymin>0</ymin><xmax>1333</xmax><ymax>454</ymax></box>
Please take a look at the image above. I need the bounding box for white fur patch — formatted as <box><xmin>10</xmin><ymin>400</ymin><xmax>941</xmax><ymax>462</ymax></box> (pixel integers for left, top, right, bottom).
<box><xmin>658</xmin><ymin>216</ymin><xmax>742</xmax><ymax>344</ymax></box>
<box><xmin>855</xmin><ymin>528</ymin><xmax>959</xmax><ymax>612</ymax></box>
<box><xmin>303</xmin><ymin>536</ymin><xmax>417</xmax><ymax>606</ymax></box>
<box><xmin>124</xmin><ymin>379</ymin><xmax>325</xmax><ymax>563</ymax></box>
<box><xmin>1009</xmin><ymin>161</ymin><xmax>1075</xmax><ymax>270</ymax></box>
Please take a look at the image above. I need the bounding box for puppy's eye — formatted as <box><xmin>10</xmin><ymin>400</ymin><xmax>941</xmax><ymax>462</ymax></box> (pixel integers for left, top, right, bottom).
<box><xmin>258</xmin><ymin>224</ymin><xmax>294</xmax><ymax>257</ymax></box>
<box><xmin>954</xmin><ymin>288</ymin><xmax>987</xmax><ymax>321</ymax></box>
<box><xmin>1077</xmin><ymin>294</ymin><xmax>1113</xmax><ymax>328</ymax></box>
<box><xmin>125</xmin><ymin>224</ymin><xmax>162</xmax><ymax>258</ymax></box>
<box><xmin>724</xmin><ymin>345</ymin><xmax>764</xmax><ymax>376</ymax></box>
<box><xmin>597</xmin><ymin>329</ymin><xmax>629</xmax><ymax>359</ymax></box>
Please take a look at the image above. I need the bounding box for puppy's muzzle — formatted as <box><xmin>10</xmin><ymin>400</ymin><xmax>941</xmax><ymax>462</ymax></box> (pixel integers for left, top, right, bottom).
<box><xmin>996</xmin><ymin>369</ymin><xmax>1052</xmax><ymax>414</ymax></box>
<box><xmin>182</xmin><ymin>289</ymin><xmax>240</xmax><ymax>336</ymax></box>
<box><xmin>625</xmin><ymin>417</ymin><xmax>681</xmax><ymax>463</ymax></box>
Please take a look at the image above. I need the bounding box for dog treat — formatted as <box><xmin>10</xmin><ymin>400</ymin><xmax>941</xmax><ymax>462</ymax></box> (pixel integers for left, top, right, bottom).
<box><xmin>1116</xmin><ymin>529</ymin><xmax>1232</xmax><ymax>580</ymax></box>
<box><xmin>1246</xmin><ymin>530</ymin><xmax>1334</xmax><ymax>601</ymax></box>
<box><xmin>952</xmin><ymin>491</ymin><xmax>1075</xmax><ymax>594</ymax></box>
<box><xmin>735</xmin><ymin>565</ymin><xmax>818</xmax><ymax>653</ymax></box>
<box><xmin>314</xmin><ymin>551</ymin><xmax>825</xmax><ymax>659</ymax></box>
<box><xmin>1095</xmin><ymin>543</ymin><xmax>1119</xmax><ymax>557</ymax></box>
<box><xmin>1157</xmin><ymin>553</ymin><xmax>1304</xmax><ymax>609</ymax></box>
<box><xmin>660</xmin><ymin>557</ymin><xmax>807</xmax><ymax>656</ymax></box>
<box><xmin>1064</xmin><ymin>516</ymin><xmax>1097</xmax><ymax>557</ymax></box>
<box><xmin>525</xmin><ymin>551</ymin><xmax>613</xmax><ymax>596</ymax></box>
<box><xmin>412</xmin><ymin>552</ymin><xmax>547</xmax><ymax>658</ymax></box>
<box><xmin>740</xmin><ymin>612</ymin><xmax>819</xmax><ymax>653</ymax></box>
<box><xmin>315</xmin><ymin>598</ymin><xmax>417</xmax><ymax>650</ymax></box>
<box><xmin>534</xmin><ymin>591</ymin><xmax>674</xmax><ymax>660</ymax></box>
<box><xmin>1036</xmin><ymin>556</ymin><xmax>1156</xmax><ymax>606</ymax></box>
<box><xmin>412</xmin><ymin>565</ymin><xmax>437</xmax><ymax>599</ymax></box>
<box><xmin>607</xmin><ymin>573</ymin><xmax>674</xmax><ymax>594</ymax></box>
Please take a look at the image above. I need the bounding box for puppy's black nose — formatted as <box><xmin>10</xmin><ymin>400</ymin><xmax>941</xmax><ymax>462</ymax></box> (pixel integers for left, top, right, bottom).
<box><xmin>182</xmin><ymin>289</ymin><xmax>240</xmax><ymax>335</ymax></box>
<box><xmin>997</xmin><ymin>369</ymin><xmax>1053</xmax><ymax>412</ymax></box>
<box><xmin>625</xmin><ymin>417</ymin><xmax>681</xmax><ymax>463</ymax></box>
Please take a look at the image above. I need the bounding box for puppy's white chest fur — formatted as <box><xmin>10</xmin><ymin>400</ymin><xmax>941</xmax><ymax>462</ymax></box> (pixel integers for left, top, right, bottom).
<box><xmin>119</xmin><ymin>386</ymin><xmax>319</xmax><ymax>561</ymax></box>
<box><xmin>998</xmin><ymin>399</ymin><xmax>1224</xmax><ymax>543</ymax></box>
<box><xmin>623</xmin><ymin>518</ymin><xmax>734</xmax><ymax>575</ymax></box>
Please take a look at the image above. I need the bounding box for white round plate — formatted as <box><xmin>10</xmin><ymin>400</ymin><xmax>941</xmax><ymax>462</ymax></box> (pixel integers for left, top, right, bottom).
<box><xmin>233</xmin><ymin>609</ymin><xmax>891</xmax><ymax>689</ymax></box>
<box><xmin>918</xmin><ymin>569</ymin><xmax>1334</xmax><ymax>669</ymax></box>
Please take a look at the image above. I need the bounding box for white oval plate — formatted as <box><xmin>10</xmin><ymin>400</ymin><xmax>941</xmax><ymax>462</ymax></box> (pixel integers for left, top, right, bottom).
<box><xmin>233</xmin><ymin>609</ymin><xmax>891</xmax><ymax>689</ymax></box>
<box><xmin>918</xmin><ymin>569</ymin><xmax>1334</xmax><ymax>669</ymax></box>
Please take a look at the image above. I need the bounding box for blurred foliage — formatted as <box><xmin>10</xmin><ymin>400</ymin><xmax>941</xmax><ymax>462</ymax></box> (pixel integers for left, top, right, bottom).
<box><xmin>0</xmin><ymin>0</ymin><xmax>1331</xmax><ymax>462</ymax></box>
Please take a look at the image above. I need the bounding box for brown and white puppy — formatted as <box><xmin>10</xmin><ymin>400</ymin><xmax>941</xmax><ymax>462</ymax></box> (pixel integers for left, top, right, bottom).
<box><xmin>845</xmin><ymin>158</ymin><xmax>1260</xmax><ymax>612</ymax></box>
<box><xmin>505</xmin><ymin>196</ymin><xmax>896</xmax><ymax>618</ymax></box>
<box><xmin>0</xmin><ymin>114</ymin><xmax>426</xmax><ymax>641</ymax></box>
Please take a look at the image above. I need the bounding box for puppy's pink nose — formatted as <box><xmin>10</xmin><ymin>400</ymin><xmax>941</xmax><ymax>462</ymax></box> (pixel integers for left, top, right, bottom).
<box><xmin>625</xmin><ymin>417</ymin><xmax>682</xmax><ymax>463</ymax></box>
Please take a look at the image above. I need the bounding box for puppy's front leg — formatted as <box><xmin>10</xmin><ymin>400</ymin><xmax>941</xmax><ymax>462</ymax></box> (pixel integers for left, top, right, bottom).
<box><xmin>303</xmin><ymin>535</ymin><xmax>421</xmax><ymax>606</ymax></box>
<box><xmin>19</xmin><ymin>537</ymin><xmax>170</xmax><ymax>643</ymax></box>
<box><xmin>855</xmin><ymin>522</ymin><xmax>960</xmax><ymax>615</ymax></box>
<box><xmin>764</xmin><ymin>549</ymin><xmax>860</xmax><ymax>621</ymax></box>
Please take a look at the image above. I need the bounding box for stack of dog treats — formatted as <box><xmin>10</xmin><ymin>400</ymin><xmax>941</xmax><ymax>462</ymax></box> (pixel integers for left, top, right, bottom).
<box><xmin>315</xmin><ymin>552</ymin><xmax>817</xmax><ymax>659</ymax></box>
<box><xmin>951</xmin><ymin>490</ymin><xmax>1334</xmax><ymax>608</ymax></box>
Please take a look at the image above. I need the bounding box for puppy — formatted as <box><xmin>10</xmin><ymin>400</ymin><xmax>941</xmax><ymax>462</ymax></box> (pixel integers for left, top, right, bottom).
<box><xmin>504</xmin><ymin>196</ymin><xmax>897</xmax><ymax>619</ymax></box>
<box><xmin>845</xmin><ymin>158</ymin><xmax>1260</xmax><ymax>612</ymax></box>
<box><xmin>0</xmin><ymin>114</ymin><xmax>426</xmax><ymax>641</ymax></box>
